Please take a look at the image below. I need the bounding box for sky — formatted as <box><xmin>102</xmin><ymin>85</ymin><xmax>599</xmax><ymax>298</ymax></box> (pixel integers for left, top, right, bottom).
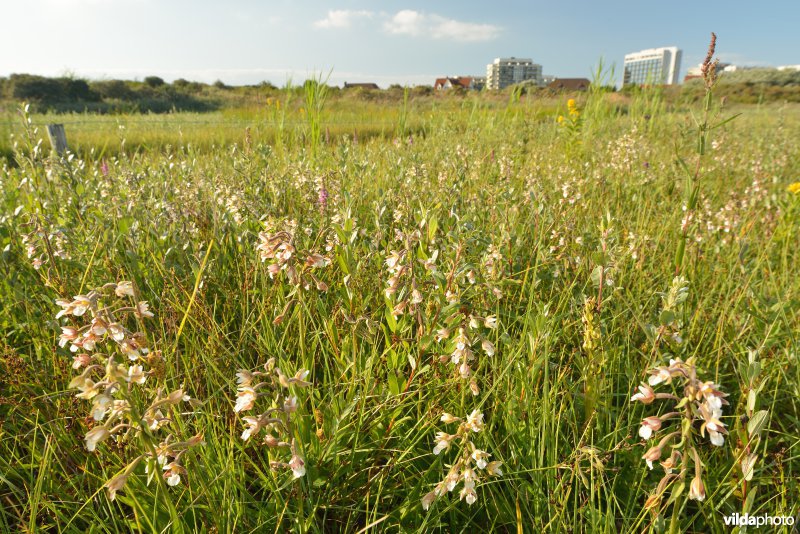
<box><xmin>1</xmin><ymin>0</ymin><xmax>798</xmax><ymax>87</ymax></box>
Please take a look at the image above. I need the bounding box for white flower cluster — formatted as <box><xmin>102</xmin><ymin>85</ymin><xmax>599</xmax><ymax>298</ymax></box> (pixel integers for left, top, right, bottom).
<box><xmin>234</xmin><ymin>358</ymin><xmax>311</xmax><ymax>479</ymax></box>
<box><xmin>421</xmin><ymin>410</ymin><xmax>503</xmax><ymax>511</ymax></box>
<box><xmin>57</xmin><ymin>281</ymin><xmax>204</xmax><ymax>501</ymax></box>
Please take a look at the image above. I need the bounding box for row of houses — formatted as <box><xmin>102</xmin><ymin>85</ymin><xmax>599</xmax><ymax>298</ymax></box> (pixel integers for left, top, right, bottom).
<box><xmin>434</xmin><ymin>74</ymin><xmax>590</xmax><ymax>92</ymax></box>
<box><xmin>434</xmin><ymin>57</ymin><xmax>590</xmax><ymax>92</ymax></box>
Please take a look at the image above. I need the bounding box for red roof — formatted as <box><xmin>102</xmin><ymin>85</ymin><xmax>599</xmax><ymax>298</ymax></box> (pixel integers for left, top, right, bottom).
<box><xmin>434</xmin><ymin>77</ymin><xmax>473</xmax><ymax>90</ymax></box>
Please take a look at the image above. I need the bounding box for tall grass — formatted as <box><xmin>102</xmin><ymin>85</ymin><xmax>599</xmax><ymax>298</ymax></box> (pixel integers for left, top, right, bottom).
<box><xmin>0</xmin><ymin>84</ymin><xmax>798</xmax><ymax>533</ymax></box>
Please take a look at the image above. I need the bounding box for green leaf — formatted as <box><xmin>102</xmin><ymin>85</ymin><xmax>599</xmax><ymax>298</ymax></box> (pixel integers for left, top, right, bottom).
<box><xmin>659</xmin><ymin>310</ymin><xmax>675</xmax><ymax>326</ymax></box>
<box><xmin>747</xmin><ymin>361</ymin><xmax>761</xmax><ymax>383</ymax></box>
<box><xmin>666</xmin><ymin>481</ymin><xmax>685</xmax><ymax>505</ymax></box>
<box><xmin>741</xmin><ymin>453</ymin><xmax>758</xmax><ymax>482</ymax></box>
<box><xmin>747</xmin><ymin>410</ymin><xmax>769</xmax><ymax>438</ymax></box>
<box><xmin>710</xmin><ymin>112</ymin><xmax>742</xmax><ymax>130</ymax></box>
<box><xmin>384</xmin><ymin>304</ymin><xmax>398</xmax><ymax>333</ymax></box>
<box><xmin>387</xmin><ymin>371</ymin><xmax>402</xmax><ymax>395</ymax></box>
<box><xmin>427</xmin><ymin>215</ymin><xmax>438</xmax><ymax>242</ymax></box>
<box><xmin>747</xmin><ymin>390</ymin><xmax>757</xmax><ymax>413</ymax></box>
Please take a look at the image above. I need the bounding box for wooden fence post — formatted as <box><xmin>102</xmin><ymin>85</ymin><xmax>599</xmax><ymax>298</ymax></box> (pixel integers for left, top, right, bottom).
<box><xmin>46</xmin><ymin>124</ymin><xmax>68</xmax><ymax>155</ymax></box>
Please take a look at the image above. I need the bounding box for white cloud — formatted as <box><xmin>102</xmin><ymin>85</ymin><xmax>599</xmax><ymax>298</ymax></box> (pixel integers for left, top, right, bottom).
<box><xmin>314</xmin><ymin>9</ymin><xmax>373</xmax><ymax>29</ymax></box>
<box><xmin>384</xmin><ymin>10</ymin><xmax>500</xmax><ymax>42</ymax></box>
<box><xmin>384</xmin><ymin>10</ymin><xmax>426</xmax><ymax>36</ymax></box>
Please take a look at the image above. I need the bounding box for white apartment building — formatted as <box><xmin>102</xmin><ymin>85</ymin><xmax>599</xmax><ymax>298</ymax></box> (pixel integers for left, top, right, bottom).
<box><xmin>623</xmin><ymin>47</ymin><xmax>682</xmax><ymax>85</ymax></box>
<box><xmin>486</xmin><ymin>57</ymin><xmax>543</xmax><ymax>90</ymax></box>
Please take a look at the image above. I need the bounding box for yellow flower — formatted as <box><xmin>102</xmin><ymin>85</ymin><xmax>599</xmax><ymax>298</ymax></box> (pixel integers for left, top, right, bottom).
<box><xmin>557</xmin><ymin>115</ymin><xmax>565</xmax><ymax>123</ymax></box>
<box><xmin>787</xmin><ymin>181</ymin><xmax>800</xmax><ymax>194</ymax></box>
<box><xmin>567</xmin><ymin>98</ymin><xmax>576</xmax><ymax>109</ymax></box>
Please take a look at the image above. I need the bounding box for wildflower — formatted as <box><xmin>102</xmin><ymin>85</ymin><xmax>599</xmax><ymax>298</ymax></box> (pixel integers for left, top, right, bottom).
<box><xmin>91</xmin><ymin>394</ymin><xmax>112</xmax><ymax>421</ymax></box>
<box><xmin>462</xmin><ymin>467</ymin><xmax>477</xmax><ymax>490</ymax></box>
<box><xmin>317</xmin><ymin>184</ymin><xmax>329</xmax><ymax>211</ymax></box>
<box><xmin>638</xmin><ymin>416</ymin><xmax>663</xmax><ymax>440</ymax></box>
<box><xmin>484</xmin><ymin>316</ymin><xmax>497</xmax><ymax>329</ymax></box>
<box><xmin>85</xmin><ymin>426</ymin><xmax>111</xmax><ymax>451</ymax></box>
<box><xmin>127</xmin><ymin>364</ymin><xmax>146</xmax><ymax>385</ymax></box>
<box><xmin>56</xmin><ymin>295</ymin><xmax>93</xmax><ymax>318</ymax></box>
<box><xmin>411</xmin><ymin>288</ymin><xmax>423</xmax><ymax>305</ymax></box>
<box><xmin>630</xmin><ymin>383</ymin><xmax>655</xmax><ymax>404</ymax></box>
<box><xmin>162</xmin><ymin>462</ymin><xmax>187</xmax><ymax>486</ymax></box>
<box><xmin>166</xmin><ymin>389</ymin><xmax>192</xmax><ymax>404</ymax></box>
<box><xmin>440</xmin><ymin>413</ymin><xmax>461</xmax><ymax>424</ymax></box>
<box><xmin>58</xmin><ymin>327</ymin><xmax>79</xmax><ymax>348</ymax></box>
<box><xmin>465</xmin><ymin>410</ymin><xmax>484</xmax><ymax>433</ymax></box>
<box><xmin>660</xmin><ymin>450</ymin><xmax>681</xmax><ymax>474</ymax></box>
<box><xmin>471</xmin><ymin>449</ymin><xmax>490</xmax><ymax>469</ymax></box>
<box><xmin>421</xmin><ymin>491</ymin><xmax>437</xmax><ymax>511</ymax></box>
<box><xmin>787</xmin><ymin>182</ymin><xmax>800</xmax><ymax>194</ymax></box>
<box><xmin>135</xmin><ymin>301</ymin><xmax>155</xmax><ymax>319</ymax></box>
<box><xmin>305</xmin><ymin>254</ymin><xmax>330</xmax><ymax>268</ymax></box>
<box><xmin>143</xmin><ymin>409</ymin><xmax>166</xmax><ymax>431</ymax></box>
<box><xmin>642</xmin><ymin>445</ymin><xmax>662</xmax><ymax>470</ymax></box>
<box><xmin>698</xmin><ymin>399</ymin><xmax>727</xmax><ymax>446</ymax></box>
<box><xmin>481</xmin><ymin>339</ymin><xmax>495</xmax><ymax>357</ymax></box>
<box><xmin>486</xmin><ymin>461</ymin><xmax>503</xmax><ymax>476</ymax></box>
<box><xmin>648</xmin><ymin>366</ymin><xmax>672</xmax><ymax>386</ymax></box>
<box><xmin>241</xmin><ymin>416</ymin><xmax>262</xmax><ymax>441</ymax></box>
<box><xmin>433</xmin><ymin>432</ymin><xmax>455</xmax><ymax>455</ymax></box>
<box><xmin>75</xmin><ymin>378</ymin><xmax>102</xmax><ymax>400</ymax></box>
<box><xmin>289</xmin><ymin>440</ymin><xmax>306</xmax><ymax>478</ymax></box>
<box><xmin>108</xmin><ymin>323</ymin><xmax>126</xmax><ymax>341</ymax></box>
<box><xmin>236</xmin><ymin>370</ymin><xmax>255</xmax><ymax>387</ymax></box>
<box><xmin>71</xmin><ymin>353</ymin><xmax>91</xmax><ymax>369</ymax></box>
<box><xmin>105</xmin><ymin>473</ymin><xmax>128</xmax><ymax>501</ymax></box>
<box><xmin>89</xmin><ymin>317</ymin><xmax>108</xmax><ymax>336</ymax></box>
<box><xmin>75</xmin><ymin>331</ymin><xmax>102</xmax><ymax>352</ymax></box>
<box><xmin>234</xmin><ymin>387</ymin><xmax>257</xmax><ymax>413</ymax></box>
<box><xmin>283</xmin><ymin>395</ymin><xmax>298</xmax><ymax>413</ymax></box>
<box><xmin>115</xmin><ymin>281</ymin><xmax>135</xmax><ymax>298</ymax></box>
<box><xmin>688</xmin><ymin>475</ymin><xmax>706</xmax><ymax>501</ymax></box>
<box><xmin>385</xmin><ymin>250</ymin><xmax>403</xmax><ymax>272</ymax></box>
<box><xmin>120</xmin><ymin>339</ymin><xmax>141</xmax><ymax>360</ymax></box>
<box><xmin>291</xmin><ymin>369</ymin><xmax>312</xmax><ymax>387</ymax></box>
<box><xmin>459</xmin><ymin>486</ymin><xmax>477</xmax><ymax>505</ymax></box>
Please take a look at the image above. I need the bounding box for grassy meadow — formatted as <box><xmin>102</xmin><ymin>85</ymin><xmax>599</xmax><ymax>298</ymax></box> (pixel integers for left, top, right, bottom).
<box><xmin>0</xmin><ymin>84</ymin><xmax>799</xmax><ymax>533</ymax></box>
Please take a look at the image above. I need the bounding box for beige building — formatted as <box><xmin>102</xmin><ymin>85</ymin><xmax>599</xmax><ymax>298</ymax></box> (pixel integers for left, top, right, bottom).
<box><xmin>486</xmin><ymin>57</ymin><xmax>543</xmax><ymax>90</ymax></box>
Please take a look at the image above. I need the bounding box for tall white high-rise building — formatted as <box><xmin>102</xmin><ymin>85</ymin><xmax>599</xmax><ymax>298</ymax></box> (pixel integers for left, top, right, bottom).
<box><xmin>623</xmin><ymin>47</ymin><xmax>682</xmax><ymax>85</ymax></box>
<box><xmin>486</xmin><ymin>57</ymin><xmax>543</xmax><ymax>90</ymax></box>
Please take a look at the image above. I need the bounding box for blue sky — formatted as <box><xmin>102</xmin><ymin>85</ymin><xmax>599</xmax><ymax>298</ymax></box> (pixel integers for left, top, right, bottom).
<box><xmin>1</xmin><ymin>0</ymin><xmax>798</xmax><ymax>87</ymax></box>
